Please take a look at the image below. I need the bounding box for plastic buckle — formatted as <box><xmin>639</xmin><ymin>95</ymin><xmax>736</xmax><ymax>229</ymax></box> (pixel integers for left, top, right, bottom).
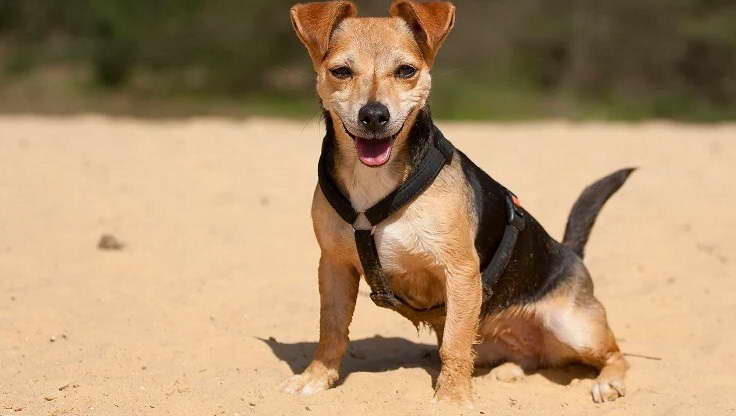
<box><xmin>352</xmin><ymin>212</ymin><xmax>376</xmax><ymax>234</ymax></box>
<box><xmin>506</xmin><ymin>193</ymin><xmax>526</xmax><ymax>231</ymax></box>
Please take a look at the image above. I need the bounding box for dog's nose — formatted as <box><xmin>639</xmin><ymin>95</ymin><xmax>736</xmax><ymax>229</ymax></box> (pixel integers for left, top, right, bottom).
<box><xmin>358</xmin><ymin>102</ymin><xmax>390</xmax><ymax>132</ymax></box>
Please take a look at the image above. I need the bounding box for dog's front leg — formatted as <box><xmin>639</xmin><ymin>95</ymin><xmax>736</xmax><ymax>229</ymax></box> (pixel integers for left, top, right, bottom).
<box><xmin>282</xmin><ymin>256</ymin><xmax>359</xmax><ymax>395</ymax></box>
<box><xmin>434</xmin><ymin>262</ymin><xmax>482</xmax><ymax>406</ymax></box>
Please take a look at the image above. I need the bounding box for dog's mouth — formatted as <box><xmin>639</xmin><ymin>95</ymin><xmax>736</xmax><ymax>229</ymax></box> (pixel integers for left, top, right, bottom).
<box><xmin>353</xmin><ymin>136</ymin><xmax>394</xmax><ymax>167</ymax></box>
<box><xmin>342</xmin><ymin>124</ymin><xmax>403</xmax><ymax>168</ymax></box>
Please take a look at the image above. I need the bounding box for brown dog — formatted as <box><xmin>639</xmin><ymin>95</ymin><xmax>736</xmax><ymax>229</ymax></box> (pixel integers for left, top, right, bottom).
<box><xmin>284</xmin><ymin>0</ymin><xmax>631</xmax><ymax>406</ymax></box>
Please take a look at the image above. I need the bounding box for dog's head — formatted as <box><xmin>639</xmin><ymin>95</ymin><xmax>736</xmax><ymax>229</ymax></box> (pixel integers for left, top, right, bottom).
<box><xmin>291</xmin><ymin>1</ymin><xmax>455</xmax><ymax>167</ymax></box>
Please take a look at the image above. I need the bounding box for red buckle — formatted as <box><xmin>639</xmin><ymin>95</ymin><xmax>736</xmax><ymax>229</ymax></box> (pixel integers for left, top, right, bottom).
<box><xmin>512</xmin><ymin>195</ymin><xmax>522</xmax><ymax>207</ymax></box>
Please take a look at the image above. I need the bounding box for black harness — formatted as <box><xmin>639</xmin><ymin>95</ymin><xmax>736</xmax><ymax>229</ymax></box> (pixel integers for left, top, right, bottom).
<box><xmin>318</xmin><ymin>125</ymin><xmax>526</xmax><ymax>323</ymax></box>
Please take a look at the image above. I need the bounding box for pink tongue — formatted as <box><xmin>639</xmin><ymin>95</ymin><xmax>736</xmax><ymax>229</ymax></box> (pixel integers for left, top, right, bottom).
<box><xmin>355</xmin><ymin>138</ymin><xmax>393</xmax><ymax>167</ymax></box>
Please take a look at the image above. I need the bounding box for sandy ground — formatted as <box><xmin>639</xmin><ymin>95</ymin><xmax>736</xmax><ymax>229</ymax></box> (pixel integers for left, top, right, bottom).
<box><xmin>1</xmin><ymin>115</ymin><xmax>735</xmax><ymax>416</ymax></box>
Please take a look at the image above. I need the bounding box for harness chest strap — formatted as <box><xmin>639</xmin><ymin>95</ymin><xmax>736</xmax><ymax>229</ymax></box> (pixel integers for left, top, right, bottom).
<box><xmin>318</xmin><ymin>127</ymin><xmax>525</xmax><ymax>318</ymax></box>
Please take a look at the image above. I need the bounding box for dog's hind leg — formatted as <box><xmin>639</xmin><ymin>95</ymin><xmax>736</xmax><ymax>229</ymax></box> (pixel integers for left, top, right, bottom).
<box><xmin>475</xmin><ymin>309</ymin><xmax>541</xmax><ymax>382</ymax></box>
<box><xmin>281</xmin><ymin>256</ymin><xmax>359</xmax><ymax>395</ymax></box>
<box><xmin>537</xmin><ymin>282</ymin><xmax>629</xmax><ymax>403</ymax></box>
<box><xmin>589</xmin><ymin>347</ymin><xmax>628</xmax><ymax>403</ymax></box>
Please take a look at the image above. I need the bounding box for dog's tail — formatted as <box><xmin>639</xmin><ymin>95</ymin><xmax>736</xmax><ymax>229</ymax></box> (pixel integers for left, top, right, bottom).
<box><xmin>562</xmin><ymin>168</ymin><xmax>636</xmax><ymax>259</ymax></box>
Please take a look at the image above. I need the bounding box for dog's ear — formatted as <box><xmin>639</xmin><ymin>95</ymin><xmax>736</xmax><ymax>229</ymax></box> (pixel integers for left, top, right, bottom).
<box><xmin>389</xmin><ymin>0</ymin><xmax>455</xmax><ymax>65</ymax></box>
<box><xmin>290</xmin><ymin>1</ymin><xmax>357</xmax><ymax>67</ymax></box>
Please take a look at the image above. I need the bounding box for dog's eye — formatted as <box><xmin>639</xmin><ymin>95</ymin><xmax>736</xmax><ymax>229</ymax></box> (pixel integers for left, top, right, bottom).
<box><xmin>395</xmin><ymin>65</ymin><xmax>417</xmax><ymax>79</ymax></box>
<box><xmin>329</xmin><ymin>66</ymin><xmax>352</xmax><ymax>80</ymax></box>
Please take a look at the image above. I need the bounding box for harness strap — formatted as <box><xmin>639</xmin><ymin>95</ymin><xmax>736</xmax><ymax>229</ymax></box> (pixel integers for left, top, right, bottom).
<box><xmin>318</xmin><ymin>124</ymin><xmax>525</xmax><ymax>320</ymax></box>
<box><xmin>364</xmin><ymin>134</ymin><xmax>454</xmax><ymax>225</ymax></box>
<box><xmin>481</xmin><ymin>195</ymin><xmax>526</xmax><ymax>299</ymax></box>
<box><xmin>318</xmin><ymin>128</ymin><xmax>454</xmax><ymax>227</ymax></box>
<box><xmin>355</xmin><ymin>228</ymin><xmax>447</xmax><ymax>323</ymax></box>
<box><xmin>318</xmin><ymin>139</ymin><xmax>359</xmax><ymax>225</ymax></box>
<box><xmin>354</xmin><ymin>230</ymin><xmax>400</xmax><ymax>309</ymax></box>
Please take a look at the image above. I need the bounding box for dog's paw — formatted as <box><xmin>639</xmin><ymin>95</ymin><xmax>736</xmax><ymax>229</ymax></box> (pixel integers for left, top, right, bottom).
<box><xmin>432</xmin><ymin>374</ymin><xmax>474</xmax><ymax>408</ymax></box>
<box><xmin>280</xmin><ymin>370</ymin><xmax>336</xmax><ymax>395</ymax></box>
<box><xmin>591</xmin><ymin>376</ymin><xmax>626</xmax><ymax>403</ymax></box>
<box><xmin>431</xmin><ymin>390</ymin><xmax>474</xmax><ymax>409</ymax></box>
<box><xmin>491</xmin><ymin>362</ymin><xmax>526</xmax><ymax>383</ymax></box>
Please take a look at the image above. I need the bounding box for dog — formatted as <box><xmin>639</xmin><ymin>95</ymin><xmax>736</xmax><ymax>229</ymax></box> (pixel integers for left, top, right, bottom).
<box><xmin>283</xmin><ymin>0</ymin><xmax>632</xmax><ymax>406</ymax></box>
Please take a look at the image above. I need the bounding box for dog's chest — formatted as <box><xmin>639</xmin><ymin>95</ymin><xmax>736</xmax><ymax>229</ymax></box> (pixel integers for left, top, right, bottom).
<box><xmin>345</xmin><ymin>165</ymin><xmax>445</xmax><ymax>272</ymax></box>
<box><xmin>339</xmin><ymin>163</ymin><xmax>450</xmax><ymax>308</ymax></box>
<box><xmin>364</xmin><ymin>205</ymin><xmax>448</xmax><ymax>309</ymax></box>
<box><xmin>373</xmin><ymin>212</ymin><xmax>443</xmax><ymax>272</ymax></box>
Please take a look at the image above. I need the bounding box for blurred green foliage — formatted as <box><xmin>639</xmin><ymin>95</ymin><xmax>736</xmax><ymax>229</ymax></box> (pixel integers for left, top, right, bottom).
<box><xmin>0</xmin><ymin>0</ymin><xmax>735</xmax><ymax>120</ymax></box>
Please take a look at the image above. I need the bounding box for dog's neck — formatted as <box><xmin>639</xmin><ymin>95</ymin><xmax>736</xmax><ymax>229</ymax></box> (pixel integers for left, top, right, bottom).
<box><xmin>323</xmin><ymin>108</ymin><xmax>434</xmax><ymax>214</ymax></box>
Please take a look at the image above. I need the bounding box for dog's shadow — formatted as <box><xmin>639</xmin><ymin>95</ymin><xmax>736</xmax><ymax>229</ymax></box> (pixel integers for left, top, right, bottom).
<box><xmin>260</xmin><ymin>335</ymin><xmax>596</xmax><ymax>388</ymax></box>
<box><xmin>261</xmin><ymin>335</ymin><xmax>441</xmax><ymax>386</ymax></box>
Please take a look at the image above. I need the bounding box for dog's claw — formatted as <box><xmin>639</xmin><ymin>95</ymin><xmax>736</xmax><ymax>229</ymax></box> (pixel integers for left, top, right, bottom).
<box><xmin>591</xmin><ymin>378</ymin><xmax>626</xmax><ymax>403</ymax></box>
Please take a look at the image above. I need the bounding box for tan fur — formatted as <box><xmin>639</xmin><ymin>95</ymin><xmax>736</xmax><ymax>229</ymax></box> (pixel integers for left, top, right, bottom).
<box><xmin>474</xmin><ymin>268</ymin><xmax>628</xmax><ymax>402</ymax></box>
<box><xmin>290</xmin><ymin>1</ymin><xmax>357</xmax><ymax>67</ymax></box>
<box><xmin>286</xmin><ymin>0</ymin><xmax>627</xmax><ymax>406</ymax></box>
<box><xmin>282</xmin><ymin>255</ymin><xmax>359</xmax><ymax>395</ymax></box>
<box><xmin>319</xmin><ymin>18</ymin><xmax>431</xmax><ymax>145</ymax></box>
<box><xmin>389</xmin><ymin>0</ymin><xmax>455</xmax><ymax>65</ymax></box>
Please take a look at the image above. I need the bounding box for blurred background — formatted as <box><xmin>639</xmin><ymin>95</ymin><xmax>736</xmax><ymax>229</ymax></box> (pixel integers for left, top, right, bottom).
<box><xmin>1</xmin><ymin>0</ymin><xmax>735</xmax><ymax>120</ymax></box>
<box><xmin>3</xmin><ymin>3</ymin><xmax>736</xmax><ymax>414</ymax></box>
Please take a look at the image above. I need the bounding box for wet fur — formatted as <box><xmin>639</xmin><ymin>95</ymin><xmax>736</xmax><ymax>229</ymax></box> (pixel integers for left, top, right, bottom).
<box><xmin>285</xmin><ymin>0</ymin><xmax>630</xmax><ymax>406</ymax></box>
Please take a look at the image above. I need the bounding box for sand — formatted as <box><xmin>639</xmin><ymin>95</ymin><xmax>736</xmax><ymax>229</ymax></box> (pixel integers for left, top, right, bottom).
<box><xmin>1</xmin><ymin>115</ymin><xmax>735</xmax><ymax>416</ymax></box>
